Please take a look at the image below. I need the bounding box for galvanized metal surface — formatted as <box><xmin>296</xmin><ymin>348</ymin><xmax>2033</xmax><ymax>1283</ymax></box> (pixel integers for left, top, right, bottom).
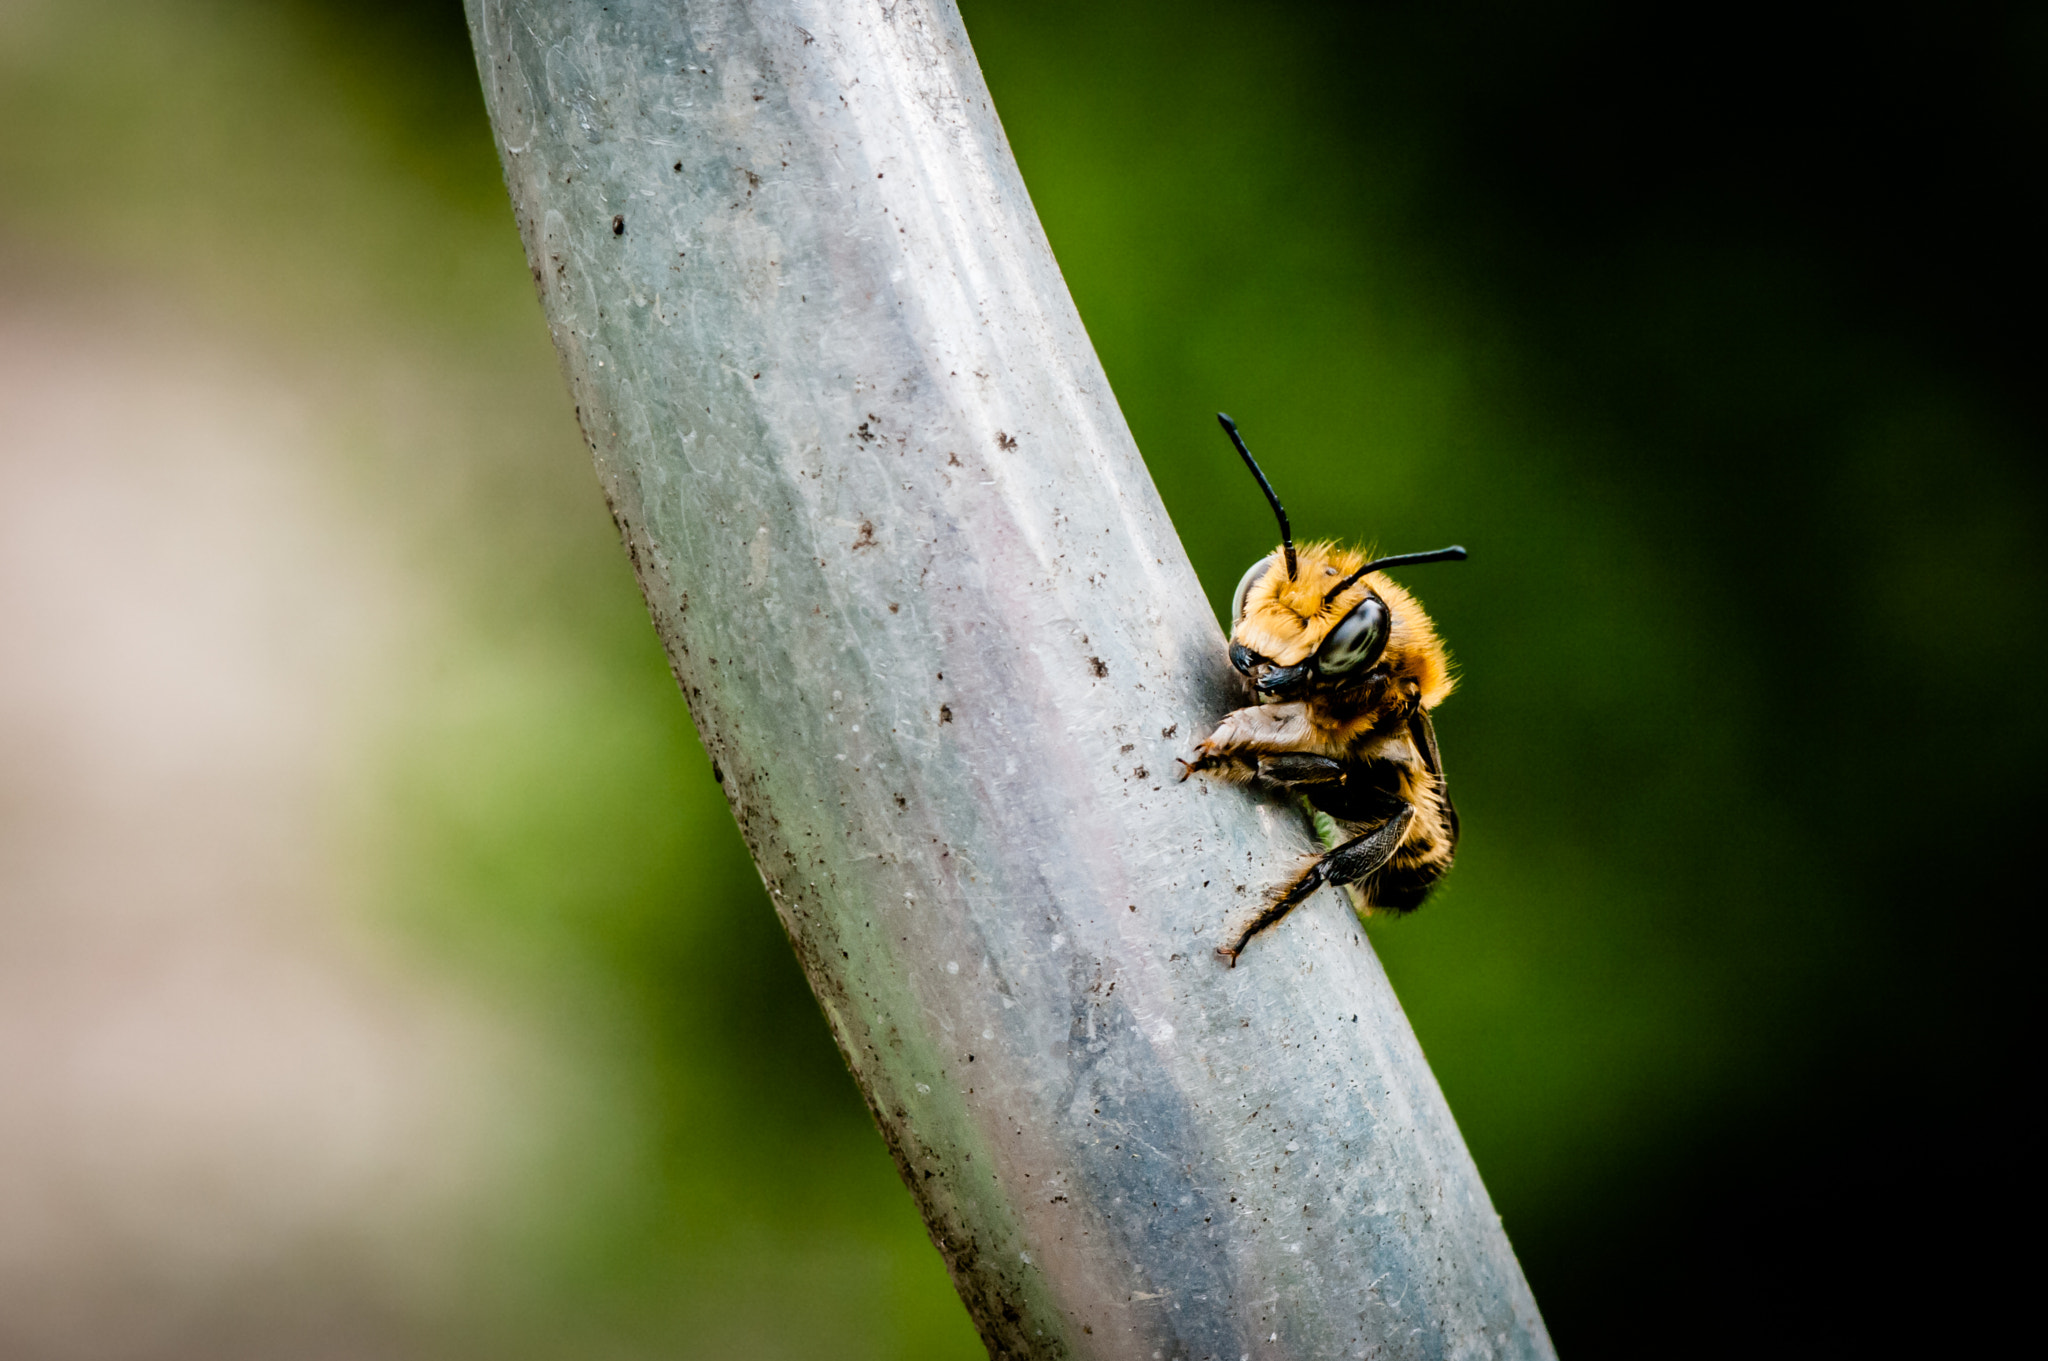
<box><xmin>464</xmin><ymin>2</ymin><xmax>1555</xmax><ymax>1356</ymax></box>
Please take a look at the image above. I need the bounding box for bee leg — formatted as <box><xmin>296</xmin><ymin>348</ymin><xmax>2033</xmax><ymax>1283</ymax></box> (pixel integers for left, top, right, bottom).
<box><xmin>1180</xmin><ymin>702</ymin><xmax>1314</xmax><ymax>780</ymax></box>
<box><xmin>1217</xmin><ymin>806</ymin><xmax>1413</xmax><ymax>967</ymax></box>
<box><xmin>1178</xmin><ymin>751</ymin><xmax>1256</xmax><ymax>784</ymax></box>
<box><xmin>1254</xmin><ymin>753</ymin><xmax>1346</xmax><ymax>790</ymax></box>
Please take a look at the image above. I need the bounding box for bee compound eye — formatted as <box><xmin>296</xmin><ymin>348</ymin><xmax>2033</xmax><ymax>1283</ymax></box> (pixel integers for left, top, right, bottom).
<box><xmin>1230</xmin><ymin>554</ymin><xmax>1276</xmax><ymax>623</ymax></box>
<box><xmin>1318</xmin><ymin>595</ymin><xmax>1390</xmax><ymax>675</ymax></box>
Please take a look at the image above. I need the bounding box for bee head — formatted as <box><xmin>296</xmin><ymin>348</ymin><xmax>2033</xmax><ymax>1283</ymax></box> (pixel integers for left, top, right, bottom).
<box><xmin>1215</xmin><ymin>413</ymin><xmax>1465</xmax><ymax>702</ymax></box>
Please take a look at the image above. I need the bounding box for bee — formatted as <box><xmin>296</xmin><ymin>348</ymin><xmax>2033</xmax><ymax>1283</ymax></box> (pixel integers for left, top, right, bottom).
<box><xmin>1181</xmin><ymin>414</ymin><xmax>1468</xmax><ymax>966</ymax></box>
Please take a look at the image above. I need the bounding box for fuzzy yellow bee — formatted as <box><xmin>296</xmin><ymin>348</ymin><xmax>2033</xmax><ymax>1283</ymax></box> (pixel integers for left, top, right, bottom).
<box><xmin>1181</xmin><ymin>414</ymin><xmax>1467</xmax><ymax>965</ymax></box>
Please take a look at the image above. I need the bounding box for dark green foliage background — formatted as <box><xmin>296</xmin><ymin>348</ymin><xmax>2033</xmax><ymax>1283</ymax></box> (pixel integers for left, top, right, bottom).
<box><xmin>4</xmin><ymin>1</ymin><xmax>2035</xmax><ymax>1356</ymax></box>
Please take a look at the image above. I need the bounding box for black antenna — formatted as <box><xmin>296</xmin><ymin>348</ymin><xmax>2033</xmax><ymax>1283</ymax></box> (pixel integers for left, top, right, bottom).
<box><xmin>1324</xmin><ymin>545</ymin><xmax>1467</xmax><ymax>606</ymax></box>
<box><xmin>1216</xmin><ymin>413</ymin><xmax>1295</xmax><ymax>580</ymax></box>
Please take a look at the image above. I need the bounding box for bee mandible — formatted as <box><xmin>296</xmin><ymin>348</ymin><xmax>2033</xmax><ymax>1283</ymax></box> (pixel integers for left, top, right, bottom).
<box><xmin>1181</xmin><ymin>413</ymin><xmax>1467</xmax><ymax>966</ymax></box>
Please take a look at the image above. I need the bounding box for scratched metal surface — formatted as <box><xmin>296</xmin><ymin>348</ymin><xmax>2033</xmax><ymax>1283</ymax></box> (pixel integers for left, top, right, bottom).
<box><xmin>464</xmin><ymin>2</ymin><xmax>1553</xmax><ymax>1356</ymax></box>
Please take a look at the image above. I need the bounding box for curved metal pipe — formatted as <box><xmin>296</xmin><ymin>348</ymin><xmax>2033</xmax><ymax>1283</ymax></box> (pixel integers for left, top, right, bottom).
<box><xmin>464</xmin><ymin>2</ymin><xmax>1554</xmax><ymax>1355</ymax></box>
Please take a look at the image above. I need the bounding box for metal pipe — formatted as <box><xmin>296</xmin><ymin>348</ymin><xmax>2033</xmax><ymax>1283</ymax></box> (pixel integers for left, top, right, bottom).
<box><xmin>464</xmin><ymin>2</ymin><xmax>1555</xmax><ymax>1355</ymax></box>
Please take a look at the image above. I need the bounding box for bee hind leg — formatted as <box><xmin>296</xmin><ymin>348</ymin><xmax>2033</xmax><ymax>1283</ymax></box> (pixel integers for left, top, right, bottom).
<box><xmin>1217</xmin><ymin>806</ymin><xmax>1413</xmax><ymax>967</ymax></box>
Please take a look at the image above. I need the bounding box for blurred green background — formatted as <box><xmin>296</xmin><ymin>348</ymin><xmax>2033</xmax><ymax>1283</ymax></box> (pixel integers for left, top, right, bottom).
<box><xmin>0</xmin><ymin>1</ymin><xmax>2036</xmax><ymax>1358</ymax></box>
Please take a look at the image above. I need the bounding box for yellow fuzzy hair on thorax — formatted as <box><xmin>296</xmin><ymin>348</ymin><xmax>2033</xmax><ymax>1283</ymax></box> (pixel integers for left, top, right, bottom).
<box><xmin>1235</xmin><ymin>542</ymin><xmax>1455</xmax><ymax>707</ymax></box>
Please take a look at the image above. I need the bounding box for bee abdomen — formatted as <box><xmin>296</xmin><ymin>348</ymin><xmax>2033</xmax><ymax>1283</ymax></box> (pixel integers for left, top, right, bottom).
<box><xmin>1362</xmin><ymin>856</ymin><xmax>1447</xmax><ymax>914</ymax></box>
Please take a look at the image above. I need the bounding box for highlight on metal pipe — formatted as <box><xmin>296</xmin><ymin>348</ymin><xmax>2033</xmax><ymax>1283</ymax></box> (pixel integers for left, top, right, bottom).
<box><xmin>463</xmin><ymin>2</ymin><xmax>1555</xmax><ymax>1355</ymax></box>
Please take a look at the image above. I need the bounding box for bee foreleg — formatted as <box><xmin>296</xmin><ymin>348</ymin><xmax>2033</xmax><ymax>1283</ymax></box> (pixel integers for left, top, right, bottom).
<box><xmin>1179</xmin><ymin>702</ymin><xmax>1313</xmax><ymax>781</ymax></box>
<box><xmin>1217</xmin><ymin>806</ymin><xmax>1414</xmax><ymax>967</ymax></box>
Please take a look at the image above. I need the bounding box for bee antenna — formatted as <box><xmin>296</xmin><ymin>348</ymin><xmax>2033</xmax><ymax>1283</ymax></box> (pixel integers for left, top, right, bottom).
<box><xmin>1324</xmin><ymin>546</ymin><xmax>1468</xmax><ymax>606</ymax></box>
<box><xmin>1216</xmin><ymin>413</ymin><xmax>1295</xmax><ymax>580</ymax></box>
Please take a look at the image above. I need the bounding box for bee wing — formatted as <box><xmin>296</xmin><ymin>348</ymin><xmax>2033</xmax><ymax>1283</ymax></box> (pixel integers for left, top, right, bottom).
<box><xmin>1408</xmin><ymin>710</ymin><xmax>1459</xmax><ymax>848</ymax></box>
<box><xmin>1408</xmin><ymin>709</ymin><xmax>1444</xmax><ymax>777</ymax></box>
